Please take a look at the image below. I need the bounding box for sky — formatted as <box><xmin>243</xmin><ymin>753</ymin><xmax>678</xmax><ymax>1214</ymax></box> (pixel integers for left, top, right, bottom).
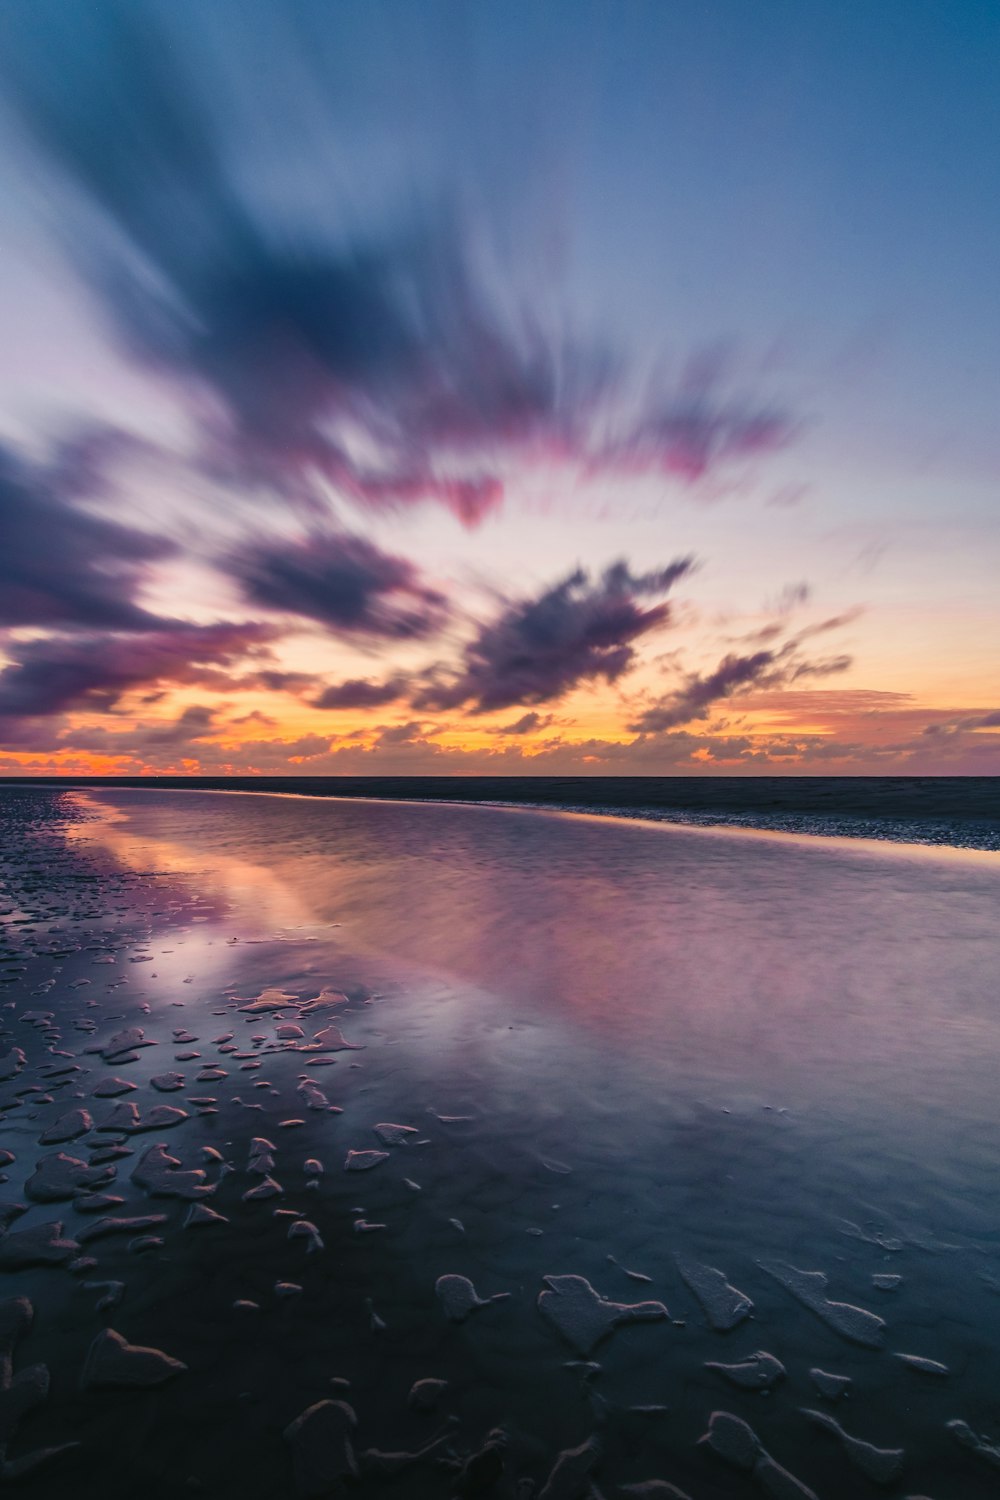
<box><xmin>0</xmin><ymin>0</ymin><xmax>997</xmax><ymax>777</ymax></box>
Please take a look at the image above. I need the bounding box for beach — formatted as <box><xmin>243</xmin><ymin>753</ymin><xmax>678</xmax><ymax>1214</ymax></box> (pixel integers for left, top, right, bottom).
<box><xmin>2</xmin><ymin>782</ymin><xmax>1000</xmax><ymax>1497</ymax></box>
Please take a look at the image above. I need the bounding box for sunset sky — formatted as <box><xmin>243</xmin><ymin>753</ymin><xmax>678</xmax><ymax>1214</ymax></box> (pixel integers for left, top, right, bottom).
<box><xmin>1</xmin><ymin>0</ymin><xmax>997</xmax><ymax>776</ymax></box>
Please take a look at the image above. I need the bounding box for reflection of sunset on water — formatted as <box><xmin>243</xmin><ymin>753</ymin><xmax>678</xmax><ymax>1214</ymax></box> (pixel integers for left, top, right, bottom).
<box><xmin>3</xmin><ymin>781</ymin><xmax>1000</xmax><ymax>1496</ymax></box>
<box><xmin>73</xmin><ymin>788</ymin><xmax>1000</xmax><ymax>1117</ymax></box>
<box><xmin>66</xmin><ymin>790</ymin><xmax>320</xmax><ymax>936</ymax></box>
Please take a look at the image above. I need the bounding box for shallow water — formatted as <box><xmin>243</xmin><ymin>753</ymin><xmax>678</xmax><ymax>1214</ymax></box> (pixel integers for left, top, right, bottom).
<box><xmin>1</xmin><ymin>784</ymin><xmax>1000</xmax><ymax>1498</ymax></box>
<box><xmin>10</xmin><ymin>773</ymin><xmax>1000</xmax><ymax>848</ymax></box>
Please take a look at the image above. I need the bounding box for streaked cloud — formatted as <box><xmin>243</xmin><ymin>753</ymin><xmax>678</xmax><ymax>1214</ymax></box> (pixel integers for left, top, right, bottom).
<box><xmin>225</xmin><ymin>530</ymin><xmax>449</xmax><ymax>640</ymax></box>
<box><xmin>0</xmin><ymin>621</ymin><xmax>276</xmax><ymax>738</ymax></box>
<box><xmin>312</xmin><ymin>676</ymin><xmax>410</xmax><ymax>711</ymax></box>
<box><xmin>1</xmin><ymin>2</ymin><xmax>795</xmax><ymax>524</ymax></box>
<box><xmin>414</xmin><ymin>559</ymin><xmax>694</xmax><ymax>714</ymax></box>
<box><xmin>0</xmin><ymin>444</ymin><xmax>172</xmax><ymax>630</ymax></box>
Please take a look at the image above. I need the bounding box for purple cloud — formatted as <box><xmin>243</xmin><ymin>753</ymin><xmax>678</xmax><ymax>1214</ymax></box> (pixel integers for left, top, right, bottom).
<box><xmin>922</xmin><ymin>708</ymin><xmax>1000</xmax><ymax>737</ymax></box>
<box><xmin>225</xmin><ymin>531</ymin><xmax>449</xmax><ymax>640</ymax></box>
<box><xmin>597</xmin><ymin>352</ymin><xmax>794</xmax><ymax>482</ymax></box>
<box><xmin>629</xmin><ymin>642</ymin><xmax>852</xmax><ymax>733</ymax></box>
<box><xmin>493</xmin><ymin>710</ymin><xmax>555</xmax><ymax>735</ymax></box>
<box><xmin>2</xmin><ymin>9</ymin><xmax>795</xmax><ymax>522</ymax></box>
<box><xmin>0</xmin><ymin>621</ymin><xmax>276</xmax><ymax>741</ymax></box>
<box><xmin>414</xmin><ymin>558</ymin><xmax>694</xmax><ymax>714</ymax></box>
<box><xmin>0</xmin><ymin>445</ymin><xmax>172</xmax><ymax>630</ymax></box>
<box><xmin>371</xmin><ymin>720</ymin><xmax>433</xmax><ymax>747</ymax></box>
<box><xmin>628</xmin><ymin>651</ymin><xmax>777</xmax><ymax>732</ymax></box>
<box><xmin>58</xmin><ymin>703</ymin><xmax>221</xmax><ymax>755</ymax></box>
<box><xmin>312</xmin><ymin>676</ymin><xmax>409</xmax><ymax>710</ymax></box>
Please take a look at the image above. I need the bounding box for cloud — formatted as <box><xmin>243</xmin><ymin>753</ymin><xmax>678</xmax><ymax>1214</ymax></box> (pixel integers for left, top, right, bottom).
<box><xmin>630</xmin><ymin>639</ymin><xmax>853</xmax><ymax>733</ymax></box>
<box><xmin>767</xmin><ymin>582</ymin><xmax>811</xmax><ymax>615</ymax></box>
<box><xmin>493</xmin><ymin>710</ymin><xmax>555</xmax><ymax>735</ymax></box>
<box><xmin>0</xmin><ymin>621</ymin><xmax>276</xmax><ymax>741</ymax></box>
<box><xmin>370</xmin><ymin>720</ymin><xmax>434</xmax><ymax>747</ymax></box>
<box><xmin>0</xmin><ymin>444</ymin><xmax>172</xmax><ymax>630</ymax></box>
<box><xmin>788</xmin><ymin>653</ymin><xmax>852</xmax><ymax>680</ymax></box>
<box><xmin>22</xmin><ymin>683</ymin><xmax>999</xmax><ymax>776</ymax></box>
<box><xmin>790</xmin><ymin>608</ymin><xmax>865</xmax><ymax>641</ymax></box>
<box><xmin>596</xmin><ymin>351</ymin><xmax>795</xmax><ymax>483</ymax></box>
<box><xmin>225</xmin><ymin>530</ymin><xmax>449</xmax><ymax>639</ymax></box>
<box><xmin>2</xmin><ymin>5</ymin><xmax>795</xmax><ymax>522</ymax></box>
<box><xmin>414</xmin><ymin>558</ymin><xmax>694</xmax><ymax>714</ymax></box>
<box><xmin>55</xmin><ymin>703</ymin><xmax>221</xmax><ymax>755</ymax></box>
<box><xmin>312</xmin><ymin>675</ymin><xmax>409</xmax><ymax>710</ymax></box>
<box><xmin>241</xmin><ymin>669</ymin><xmax>317</xmax><ymax>695</ymax></box>
<box><xmin>922</xmin><ymin>708</ymin><xmax>1000</xmax><ymax>737</ymax></box>
<box><xmin>727</xmin><ymin>687</ymin><xmax>909</xmax><ymax>715</ymax></box>
<box><xmin>229</xmin><ymin>709</ymin><xmax>276</xmax><ymax>728</ymax></box>
<box><xmin>139</xmin><ymin>703</ymin><xmax>218</xmax><ymax>745</ymax></box>
<box><xmin>629</xmin><ymin>651</ymin><xmax>778</xmax><ymax>733</ymax></box>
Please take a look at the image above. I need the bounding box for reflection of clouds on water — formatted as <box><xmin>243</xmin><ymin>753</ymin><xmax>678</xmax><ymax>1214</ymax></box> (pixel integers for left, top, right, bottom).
<box><xmin>3</xmin><ymin>783</ymin><xmax>1000</xmax><ymax>1496</ymax></box>
<box><xmin>65</xmin><ymin>789</ymin><xmax>316</xmax><ymax>937</ymax></box>
<box><xmin>55</xmin><ymin>782</ymin><xmax>1000</xmax><ymax>1226</ymax></box>
<box><xmin>73</xmin><ymin>786</ymin><xmax>1000</xmax><ymax>1154</ymax></box>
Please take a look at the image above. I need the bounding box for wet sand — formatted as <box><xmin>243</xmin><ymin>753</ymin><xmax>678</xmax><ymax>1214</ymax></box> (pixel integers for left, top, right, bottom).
<box><xmin>1</xmin><ymin>784</ymin><xmax>1000</xmax><ymax>1498</ymax></box>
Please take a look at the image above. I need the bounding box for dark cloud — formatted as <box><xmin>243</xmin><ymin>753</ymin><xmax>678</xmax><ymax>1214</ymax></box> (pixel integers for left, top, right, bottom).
<box><xmin>229</xmin><ymin>709</ymin><xmax>277</xmax><ymax>728</ymax></box>
<box><xmin>371</xmin><ymin>721</ymin><xmax>433</xmax><ymax>747</ymax></box>
<box><xmin>922</xmin><ymin>708</ymin><xmax>1000</xmax><ymax>738</ymax></box>
<box><xmin>493</xmin><ymin>711</ymin><xmax>554</xmax><ymax>735</ymax></box>
<box><xmin>312</xmin><ymin>676</ymin><xmax>409</xmax><ymax>711</ymax></box>
<box><xmin>231</xmin><ymin>734</ymin><xmax>334</xmax><ymax>764</ymax></box>
<box><xmin>226</xmin><ymin>531</ymin><xmax>449</xmax><ymax>639</ymax></box>
<box><xmin>414</xmin><ymin>558</ymin><xmax>694</xmax><ymax>714</ymax></box>
<box><xmin>2</xmin><ymin>5</ymin><xmax>794</xmax><ymax>522</ymax></box>
<box><xmin>0</xmin><ymin>621</ymin><xmax>275</xmax><ymax>741</ymax></box>
<box><xmin>788</xmin><ymin>653</ymin><xmax>852</xmax><ymax>680</ymax></box>
<box><xmin>629</xmin><ymin>641</ymin><xmax>853</xmax><ymax>733</ymax></box>
<box><xmin>140</xmin><ymin>704</ymin><xmax>218</xmax><ymax>745</ymax></box>
<box><xmin>57</xmin><ymin>703</ymin><xmax>220</xmax><ymax>755</ymax></box>
<box><xmin>767</xmin><ymin>582</ymin><xmax>811</xmax><ymax>615</ymax></box>
<box><xmin>243</xmin><ymin>669</ymin><xmax>317</xmax><ymax>695</ymax></box>
<box><xmin>629</xmin><ymin>651</ymin><xmax>778</xmax><ymax>732</ymax></box>
<box><xmin>0</xmin><ymin>445</ymin><xmax>172</xmax><ymax>630</ymax></box>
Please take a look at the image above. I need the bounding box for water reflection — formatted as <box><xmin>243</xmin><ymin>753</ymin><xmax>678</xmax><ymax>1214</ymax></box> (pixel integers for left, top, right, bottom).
<box><xmin>66</xmin><ymin>788</ymin><xmax>1000</xmax><ymax>1179</ymax></box>
<box><xmin>26</xmin><ymin>788</ymin><xmax>1000</xmax><ymax>1494</ymax></box>
<box><xmin>76</xmin><ymin>789</ymin><xmax>999</xmax><ymax>1025</ymax></box>
<box><xmin>67</xmin><ymin>790</ymin><xmax>317</xmax><ymax>934</ymax></box>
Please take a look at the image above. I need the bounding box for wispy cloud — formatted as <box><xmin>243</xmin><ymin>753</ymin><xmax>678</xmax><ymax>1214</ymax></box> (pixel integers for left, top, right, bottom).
<box><xmin>629</xmin><ymin>637</ymin><xmax>853</xmax><ymax>734</ymax></box>
<box><xmin>0</xmin><ymin>444</ymin><xmax>172</xmax><ymax>630</ymax></box>
<box><xmin>2</xmin><ymin>4</ymin><xmax>795</xmax><ymax>524</ymax></box>
<box><xmin>492</xmin><ymin>710</ymin><xmax>556</xmax><ymax>735</ymax></box>
<box><xmin>628</xmin><ymin>651</ymin><xmax>778</xmax><ymax>732</ymax></box>
<box><xmin>225</xmin><ymin>530</ymin><xmax>450</xmax><ymax>640</ymax></box>
<box><xmin>0</xmin><ymin>621</ymin><xmax>276</xmax><ymax>742</ymax></box>
<box><xmin>414</xmin><ymin>558</ymin><xmax>694</xmax><ymax>714</ymax></box>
